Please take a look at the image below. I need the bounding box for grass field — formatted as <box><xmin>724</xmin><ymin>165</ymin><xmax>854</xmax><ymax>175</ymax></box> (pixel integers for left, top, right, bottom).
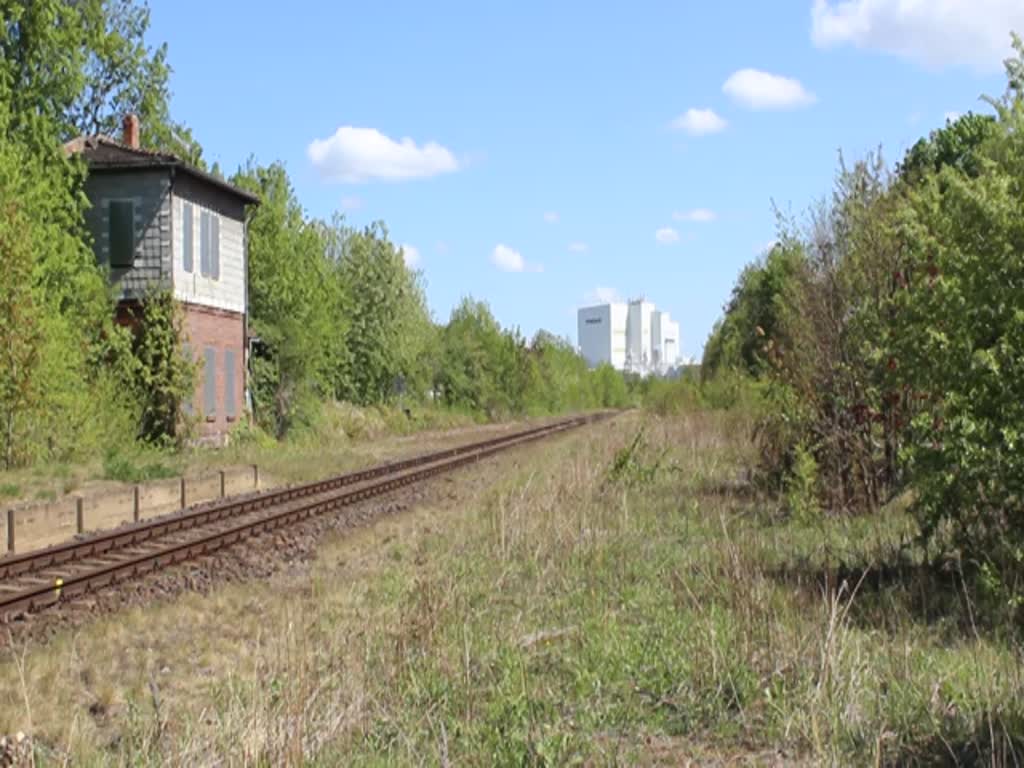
<box><xmin>2</xmin><ymin>408</ymin><xmax>1022</xmax><ymax>765</ymax></box>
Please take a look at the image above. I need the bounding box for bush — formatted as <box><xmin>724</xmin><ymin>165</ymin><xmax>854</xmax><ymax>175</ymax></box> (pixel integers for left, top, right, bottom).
<box><xmin>785</xmin><ymin>443</ymin><xmax>821</xmax><ymax>522</ymax></box>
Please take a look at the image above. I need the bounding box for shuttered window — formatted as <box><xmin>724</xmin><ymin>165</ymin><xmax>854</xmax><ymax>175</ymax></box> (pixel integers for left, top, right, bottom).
<box><xmin>108</xmin><ymin>200</ymin><xmax>135</xmax><ymax>267</ymax></box>
<box><xmin>210</xmin><ymin>214</ymin><xmax>220</xmax><ymax>280</ymax></box>
<box><xmin>199</xmin><ymin>210</ymin><xmax>221</xmax><ymax>280</ymax></box>
<box><xmin>224</xmin><ymin>349</ymin><xmax>236</xmax><ymax>419</ymax></box>
<box><xmin>182</xmin><ymin>202</ymin><xmax>194</xmax><ymax>273</ymax></box>
<box><xmin>203</xmin><ymin>347</ymin><xmax>217</xmax><ymax>417</ymax></box>
<box><xmin>199</xmin><ymin>211</ymin><xmax>210</xmax><ymax>276</ymax></box>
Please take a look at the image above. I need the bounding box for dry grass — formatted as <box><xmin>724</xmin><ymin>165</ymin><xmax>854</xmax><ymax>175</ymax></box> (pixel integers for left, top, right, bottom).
<box><xmin>1</xmin><ymin>408</ymin><xmax>1022</xmax><ymax>765</ymax></box>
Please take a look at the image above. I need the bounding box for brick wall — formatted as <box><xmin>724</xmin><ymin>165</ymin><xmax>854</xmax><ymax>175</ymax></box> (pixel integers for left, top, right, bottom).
<box><xmin>182</xmin><ymin>303</ymin><xmax>246</xmax><ymax>441</ymax></box>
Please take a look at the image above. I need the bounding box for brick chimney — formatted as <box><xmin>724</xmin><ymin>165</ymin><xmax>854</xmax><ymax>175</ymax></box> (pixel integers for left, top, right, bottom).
<box><xmin>122</xmin><ymin>113</ymin><xmax>140</xmax><ymax>149</ymax></box>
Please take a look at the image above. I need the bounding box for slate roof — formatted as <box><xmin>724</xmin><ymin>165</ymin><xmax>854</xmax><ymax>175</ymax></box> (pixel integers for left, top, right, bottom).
<box><xmin>64</xmin><ymin>135</ymin><xmax>260</xmax><ymax>205</ymax></box>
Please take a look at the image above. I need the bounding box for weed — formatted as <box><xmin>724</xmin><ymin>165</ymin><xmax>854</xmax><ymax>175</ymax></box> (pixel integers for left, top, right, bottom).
<box><xmin>785</xmin><ymin>442</ymin><xmax>821</xmax><ymax>522</ymax></box>
<box><xmin>607</xmin><ymin>428</ymin><xmax>671</xmax><ymax>487</ymax></box>
<box><xmin>102</xmin><ymin>448</ymin><xmax>178</xmax><ymax>484</ymax></box>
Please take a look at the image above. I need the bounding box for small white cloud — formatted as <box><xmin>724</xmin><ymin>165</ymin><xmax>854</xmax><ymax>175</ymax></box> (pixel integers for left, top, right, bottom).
<box><xmin>723</xmin><ymin>69</ymin><xmax>816</xmax><ymax>110</ymax></box>
<box><xmin>584</xmin><ymin>286</ymin><xmax>623</xmax><ymax>305</ymax></box>
<box><xmin>655</xmin><ymin>227</ymin><xmax>681</xmax><ymax>245</ymax></box>
<box><xmin>568</xmin><ymin>241</ymin><xmax>589</xmax><ymax>253</ymax></box>
<box><xmin>491</xmin><ymin>244</ymin><xmax>542</xmax><ymax>273</ymax></box>
<box><xmin>340</xmin><ymin>195</ymin><xmax>362</xmax><ymax>210</ymax></box>
<box><xmin>944</xmin><ymin>110</ymin><xmax>963</xmax><ymax>123</ymax></box>
<box><xmin>543</xmin><ymin>211</ymin><xmax>560</xmax><ymax>223</ymax></box>
<box><xmin>307</xmin><ymin>126</ymin><xmax>459</xmax><ymax>183</ymax></box>
<box><xmin>755</xmin><ymin>239</ymin><xmax>779</xmax><ymax>256</ymax></box>
<box><xmin>671</xmin><ymin>108</ymin><xmax>728</xmax><ymax>136</ymax></box>
<box><xmin>810</xmin><ymin>0</ymin><xmax>1024</xmax><ymax>72</ymax></box>
<box><xmin>400</xmin><ymin>244</ymin><xmax>421</xmax><ymax>268</ymax></box>
<box><xmin>673</xmin><ymin>208</ymin><xmax>717</xmax><ymax>223</ymax></box>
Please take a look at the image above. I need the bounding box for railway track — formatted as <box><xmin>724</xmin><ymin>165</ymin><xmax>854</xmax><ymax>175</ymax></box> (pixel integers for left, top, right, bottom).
<box><xmin>0</xmin><ymin>412</ymin><xmax>611</xmax><ymax>622</ymax></box>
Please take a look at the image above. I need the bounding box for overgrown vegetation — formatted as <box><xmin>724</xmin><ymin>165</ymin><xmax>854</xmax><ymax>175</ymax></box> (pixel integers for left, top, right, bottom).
<box><xmin>702</xmin><ymin>35</ymin><xmax>1024</xmax><ymax>624</ymax></box>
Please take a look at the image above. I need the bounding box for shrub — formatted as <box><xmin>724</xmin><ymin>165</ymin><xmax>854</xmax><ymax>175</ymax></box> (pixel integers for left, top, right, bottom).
<box><xmin>785</xmin><ymin>443</ymin><xmax>821</xmax><ymax>523</ymax></box>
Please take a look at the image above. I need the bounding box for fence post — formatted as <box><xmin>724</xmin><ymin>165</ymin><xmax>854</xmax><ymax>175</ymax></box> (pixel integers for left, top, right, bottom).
<box><xmin>219</xmin><ymin>470</ymin><xmax>226</xmax><ymax>498</ymax></box>
<box><xmin>180</xmin><ymin>477</ymin><xmax>187</xmax><ymax>509</ymax></box>
<box><xmin>133</xmin><ymin>485</ymin><xmax>141</xmax><ymax>523</ymax></box>
<box><xmin>6</xmin><ymin>509</ymin><xmax>13</xmax><ymax>553</ymax></box>
<box><xmin>253</xmin><ymin>464</ymin><xmax>260</xmax><ymax>490</ymax></box>
<box><xmin>75</xmin><ymin>497</ymin><xmax>84</xmax><ymax>534</ymax></box>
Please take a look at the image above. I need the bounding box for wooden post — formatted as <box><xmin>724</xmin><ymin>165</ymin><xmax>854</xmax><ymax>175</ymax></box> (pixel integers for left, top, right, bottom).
<box><xmin>253</xmin><ymin>464</ymin><xmax>259</xmax><ymax>490</ymax></box>
<box><xmin>180</xmin><ymin>477</ymin><xmax>187</xmax><ymax>509</ymax></box>
<box><xmin>75</xmin><ymin>497</ymin><xmax>84</xmax><ymax>534</ymax></box>
<box><xmin>219</xmin><ymin>470</ymin><xmax>226</xmax><ymax>498</ymax></box>
<box><xmin>6</xmin><ymin>509</ymin><xmax>13</xmax><ymax>553</ymax></box>
<box><xmin>133</xmin><ymin>485</ymin><xmax>141</xmax><ymax>523</ymax></box>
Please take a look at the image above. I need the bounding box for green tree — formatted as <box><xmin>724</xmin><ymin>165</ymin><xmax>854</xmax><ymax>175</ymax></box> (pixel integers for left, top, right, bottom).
<box><xmin>437</xmin><ymin>298</ymin><xmax>507</xmax><ymax>414</ymax></box>
<box><xmin>0</xmin><ymin>97</ymin><xmax>135</xmax><ymax>465</ymax></box>
<box><xmin>889</xmin><ymin>38</ymin><xmax>1024</xmax><ymax>605</ymax></box>
<box><xmin>339</xmin><ymin>223</ymin><xmax>430</xmax><ymax>405</ymax></box>
<box><xmin>702</xmin><ymin>240</ymin><xmax>804</xmax><ymax>380</ymax></box>
<box><xmin>898</xmin><ymin>112</ymin><xmax>998</xmax><ymax>183</ymax></box>
<box><xmin>233</xmin><ymin>161</ymin><xmax>341</xmax><ymax>436</ymax></box>
<box><xmin>1</xmin><ymin>0</ymin><xmax>202</xmax><ymax>161</ymax></box>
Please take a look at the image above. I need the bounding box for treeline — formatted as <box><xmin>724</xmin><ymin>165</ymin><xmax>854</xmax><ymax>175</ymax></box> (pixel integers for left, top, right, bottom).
<box><xmin>0</xmin><ymin>0</ymin><xmax>629</xmax><ymax>469</ymax></box>
<box><xmin>232</xmin><ymin>160</ymin><xmax>631</xmax><ymax>437</ymax></box>
<box><xmin>703</xmin><ymin>36</ymin><xmax>1024</xmax><ymax>617</ymax></box>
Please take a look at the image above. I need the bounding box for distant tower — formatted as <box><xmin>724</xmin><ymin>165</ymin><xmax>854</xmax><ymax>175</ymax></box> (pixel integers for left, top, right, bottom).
<box><xmin>577</xmin><ymin>296</ymin><xmax>678</xmax><ymax>377</ymax></box>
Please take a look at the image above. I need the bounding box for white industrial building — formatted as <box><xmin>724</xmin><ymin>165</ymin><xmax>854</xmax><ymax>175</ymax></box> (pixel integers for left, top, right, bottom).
<box><xmin>577</xmin><ymin>298</ymin><xmax>680</xmax><ymax>376</ymax></box>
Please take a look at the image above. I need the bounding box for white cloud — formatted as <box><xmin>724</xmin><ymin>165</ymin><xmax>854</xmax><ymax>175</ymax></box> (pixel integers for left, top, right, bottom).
<box><xmin>491</xmin><ymin>244</ymin><xmax>542</xmax><ymax>273</ymax></box>
<box><xmin>673</xmin><ymin>208</ymin><xmax>717</xmax><ymax>223</ymax></box>
<box><xmin>340</xmin><ymin>195</ymin><xmax>362</xmax><ymax>210</ymax></box>
<box><xmin>755</xmin><ymin>239</ymin><xmax>779</xmax><ymax>256</ymax></box>
<box><xmin>671</xmin><ymin>108</ymin><xmax>728</xmax><ymax>136</ymax></box>
<box><xmin>723</xmin><ymin>69</ymin><xmax>816</xmax><ymax>110</ymax></box>
<box><xmin>944</xmin><ymin>110</ymin><xmax>963</xmax><ymax>123</ymax></box>
<box><xmin>400</xmin><ymin>244</ymin><xmax>421</xmax><ymax>268</ymax></box>
<box><xmin>543</xmin><ymin>211</ymin><xmax>560</xmax><ymax>223</ymax></box>
<box><xmin>568</xmin><ymin>241</ymin><xmax>589</xmax><ymax>253</ymax></box>
<box><xmin>655</xmin><ymin>227</ymin><xmax>681</xmax><ymax>245</ymax></box>
<box><xmin>584</xmin><ymin>286</ymin><xmax>622</xmax><ymax>305</ymax></box>
<box><xmin>307</xmin><ymin>126</ymin><xmax>459</xmax><ymax>183</ymax></box>
<box><xmin>810</xmin><ymin>0</ymin><xmax>1024</xmax><ymax>72</ymax></box>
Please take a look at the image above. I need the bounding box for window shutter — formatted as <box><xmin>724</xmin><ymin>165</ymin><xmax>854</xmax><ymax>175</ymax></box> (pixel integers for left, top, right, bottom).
<box><xmin>211</xmin><ymin>214</ymin><xmax>220</xmax><ymax>280</ymax></box>
<box><xmin>199</xmin><ymin>211</ymin><xmax>210</xmax><ymax>277</ymax></box>
<box><xmin>203</xmin><ymin>347</ymin><xmax>217</xmax><ymax>417</ymax></box>
<box><xmin>224</xmin><ymin>348</ymin><xmax>236</xmax><ymax>418</ymax></box>
<box><xmin>108</xmin><ymin>201</ymin><xmax>135</xmax><ymax>268</ymax></box>
<box><xmin>182</xmin><ymin>202</ymin><xmax>194</xmax><ymax>273</ymax></box>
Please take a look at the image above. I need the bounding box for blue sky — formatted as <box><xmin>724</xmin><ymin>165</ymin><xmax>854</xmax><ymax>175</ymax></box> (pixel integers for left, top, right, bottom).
<box><xmin>147</xmin><ymin>0</ymin><xmax>1021</xmax><ymax>360</ymax></box>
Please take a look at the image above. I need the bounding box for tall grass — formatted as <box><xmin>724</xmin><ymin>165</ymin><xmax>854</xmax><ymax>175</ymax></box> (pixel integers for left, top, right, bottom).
<box><xmin>1</xmin><ymin>408</ymin><xmax>1021</xmax><ymax>764</ymax></box>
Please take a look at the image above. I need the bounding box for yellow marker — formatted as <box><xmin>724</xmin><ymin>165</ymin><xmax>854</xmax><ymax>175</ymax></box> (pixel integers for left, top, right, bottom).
<box><xmin>54</xmin><ymin>578</ymin><xmax>63</xmax><ymax>599</ymax></box>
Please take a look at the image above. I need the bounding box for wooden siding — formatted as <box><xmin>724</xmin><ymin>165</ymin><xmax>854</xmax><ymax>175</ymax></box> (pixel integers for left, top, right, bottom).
<box><xmin>82</xmin><ymin>170</ymin><xmax>172</xmax><ymax>300</ymax></box>
<box><xmin>171</xmin><ymin>175</ymin><xmax>247</xmax><ymax>315</ymax></box>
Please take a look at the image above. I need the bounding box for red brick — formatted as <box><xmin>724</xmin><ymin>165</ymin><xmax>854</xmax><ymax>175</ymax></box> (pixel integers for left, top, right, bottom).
<box><xmin>181</xmin><ymin>303</ymin><xmax>246</xmax><ymax>441</ymax></box>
